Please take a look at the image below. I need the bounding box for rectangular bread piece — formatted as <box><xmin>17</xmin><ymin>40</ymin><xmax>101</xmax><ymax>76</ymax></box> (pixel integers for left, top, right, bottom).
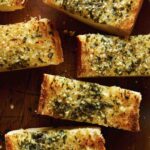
<box><xmin>0</xmin><ymin>0</ymin><xmax>26</xmax><ymax>11</ymax></box>
<box><xmin>5</xmin><ymin>127</ymin><xmax>105</xmax><ymax>150</ymax></box>
<box><xmin>43</xmin><ymin>0</ymin><xmax>143</xmax><ymax>36</ymax></box>
<box><xmin>77</xmin><ymin>34</ymin><xmax>150</xmax><ymax>77</ymax></box>
<box><xmin>0</xmin><ymin>18</ymin><xmax>63</xmax><ymax>72</ymax></box>
<box><xmin>38</xmin><ymin>74</ymin><xmax>142</xmax><ymax>132</ymax></box>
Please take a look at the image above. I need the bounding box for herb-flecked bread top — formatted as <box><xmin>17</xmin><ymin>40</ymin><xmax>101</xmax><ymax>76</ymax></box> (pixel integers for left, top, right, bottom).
<box><xmin>38</xmin><ymin>74</ymin><xmax>142</xmax><ymax>132</ymax></box>
<box><xmin>5</xmin><ymin>127</ymin><xmax>105</xmax><ymax>150</ymax></box>
<box><xmin>0</xmin><ymin>18</ymin><xmax>63</xmax><ymax>72</ymax></box>
<box><xmin>77</xmin><ymin>34</ymin><xmax>150</xmax><ymax>77</ymax></box>
<box><xmin>43</xmin><ymin>0</ymin><xmax>143</xmax><ymax>36</ymax></box>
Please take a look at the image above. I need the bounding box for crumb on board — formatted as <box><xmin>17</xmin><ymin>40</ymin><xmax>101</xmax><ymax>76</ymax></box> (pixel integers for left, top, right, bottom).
<box><xmin>63</xmin><ymin>29</ymin><xmax>76</xmax><ymax>36</ymax></box>
<box><xmin>10</xmin><ymin>104</ymin><xmax>14</xmax><ymax>110</ymax></box>
<box><xmin>63</xmin><ymin>21</ymin><xmax>66</xmax><ymax>25</ymax></box>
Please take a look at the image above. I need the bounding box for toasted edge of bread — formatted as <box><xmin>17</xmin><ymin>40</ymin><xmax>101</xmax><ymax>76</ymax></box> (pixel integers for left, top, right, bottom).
<box><xmin>48</xmin><ymin>22</ymin><xmax>64</xmax><ymax>65</ymax></box>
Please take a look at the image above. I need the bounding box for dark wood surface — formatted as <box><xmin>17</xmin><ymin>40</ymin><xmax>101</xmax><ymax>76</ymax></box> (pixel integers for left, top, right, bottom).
<box><xmin>0</xmin><ymin>0</ymin><xmax>150</xmax><ymax>150</ymax></box>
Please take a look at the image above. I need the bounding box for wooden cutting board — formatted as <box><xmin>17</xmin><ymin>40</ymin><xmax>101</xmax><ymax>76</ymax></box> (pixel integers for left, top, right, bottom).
<box><xmin>0</xmin><ymin>0</ymin><xmax>150</xmax><ymax>150</ymax></box>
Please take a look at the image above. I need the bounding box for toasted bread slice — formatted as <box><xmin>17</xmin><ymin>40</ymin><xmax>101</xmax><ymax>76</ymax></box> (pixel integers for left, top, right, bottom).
<box><xmin>5</xmin><ymin>127</ymin><xmax>105</xmax><ymax>150</ymax></box>
<box><xmin>0</xmin><ymin>18</ymin><xmax>63</xmax><ymax>72</ymax></box>
<box><xmin>77</xmin><ymin>34</ymin><xmax>150</xmax><ymax>78</ymax></box>
<box><xmin>38</xmin><ymin>74</ymin><xmax>142</xmax><ymax>132</ymax></box>
<box><xmin>43</xmin><ymin>0</ymin><xmax>143</xmax><ymax>36</ymax></box>
<box><xmin>0</xmin><ymin>0</ymin><xmax>26</xmax><ymax>11</ymax></box>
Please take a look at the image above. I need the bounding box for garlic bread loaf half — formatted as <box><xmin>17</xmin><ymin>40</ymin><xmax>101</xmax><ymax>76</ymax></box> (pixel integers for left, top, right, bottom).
<box><xmin>77</xmin><ymin>34</ymin><xmax>150</xmax><ymax>77</ymax></box>
<box><xmin>38</xmin><ymin>74</ymin><xmax>142</xmax><ymax>132</ymax></box>
<box><xmin>43</xmin><ymin>0</ymin><xmax>143</xmax><ymax>36</ymax></box>
<box><xmin>0</xmin><ymin>0</ymin><xmax>26</xmax><ymax>11</ymax></box>
<box><xmin>0</xmin><ymin>18</ymin><xmax>63</xmax><ymax>72</ymax></box>
<box><xmin>5</xmin><ymin>127</ymin><xmax>105</xmax><ymax>150</ymax></box>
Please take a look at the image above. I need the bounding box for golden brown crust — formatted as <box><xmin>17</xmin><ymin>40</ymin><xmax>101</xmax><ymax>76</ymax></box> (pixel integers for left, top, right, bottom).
<box><xmin>37</xmin><ymin>20</ymin><xmax>63</xmax><ymax>65</ymax></box>
<box><xmin>80</xmin><ymin>135</ymin><xmax>106</xmax><ymax>150</ymax></box>
<box><xmin>117</xmin><ymin>0</ymin><xmax>144</xmax><ymax>35</ymax></box>
<box><xmin>50</xmin><ymin>23</ymin><xmax>64</xmax><ymax>64</ymax></box>
<box><xmin>110</xmin><ymin>91</ymin><xmax>141</xmax><ymax>131</ymax></box>
<box><xmin>41</xmin><ymin>20</ymin><xmax>64</xmax><ymax>65</ymax></box>
<box><xmin>38</xmin><ymin>74</ymin><xmax>49</xmax><ymax>114</ymax></box>
<box><xmin>98</xmin><ymin>139</ymin><xmax>106</xmax><ymax>150</ymax></box>
<box><xmin>5</xmin><ymin>136</ymin><xmax>12</xmax><ymax>150</ymax></box>
<box><xmin>76</xmin><ymin>35</ymin><xmax>98</xmax><ymax>78</ymax></box>
<box><xmin>38</xmin><ymin>74</ymin><xmax>57</xmax><ymax>116</ymax></box>
<box><xmin>5</xmin><ymin>135</ymin><xmax>16</xmax><ymax>150</ymax></box>
<box><xmin>77</xmin><ymin>35</ymin><xmax>94</xmax><ymax>78</ymax></box>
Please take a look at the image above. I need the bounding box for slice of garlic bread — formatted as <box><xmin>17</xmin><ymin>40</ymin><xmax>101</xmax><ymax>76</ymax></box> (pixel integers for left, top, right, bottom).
<box><xmin>0</xmin><ymin>0</ymin><xmax>26</xmax><ymax>11</ymax></box>
<box><xmin>43</xmin><ymin>0</ymin><xmax>143</xmax><ymax>36</ymax></box>
<box><xmin>77</xmin><ymin>34</ymin><xmax>150</xmax><ymax>77</ymax></box>
<box><xmin>5</xmin><ymin>127</ymin><xmax>105</xmax><ymax>150</ymax></box>
<box><xmin>0</xmin><ymin>18</ymin><xmax>63</xmax><ymax>72</ymax></box>
<box><xmin>38</xmin><ymin>74</ymin><xmax>142</xmax><ymax>132</ymax></box>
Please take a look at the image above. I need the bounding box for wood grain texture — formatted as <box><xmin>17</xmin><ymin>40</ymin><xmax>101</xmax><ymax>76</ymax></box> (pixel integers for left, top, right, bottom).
<box><xmin>0</xmin><ymin>0</ymin><xmax>150</xmax><ymax>150</ymax></box>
